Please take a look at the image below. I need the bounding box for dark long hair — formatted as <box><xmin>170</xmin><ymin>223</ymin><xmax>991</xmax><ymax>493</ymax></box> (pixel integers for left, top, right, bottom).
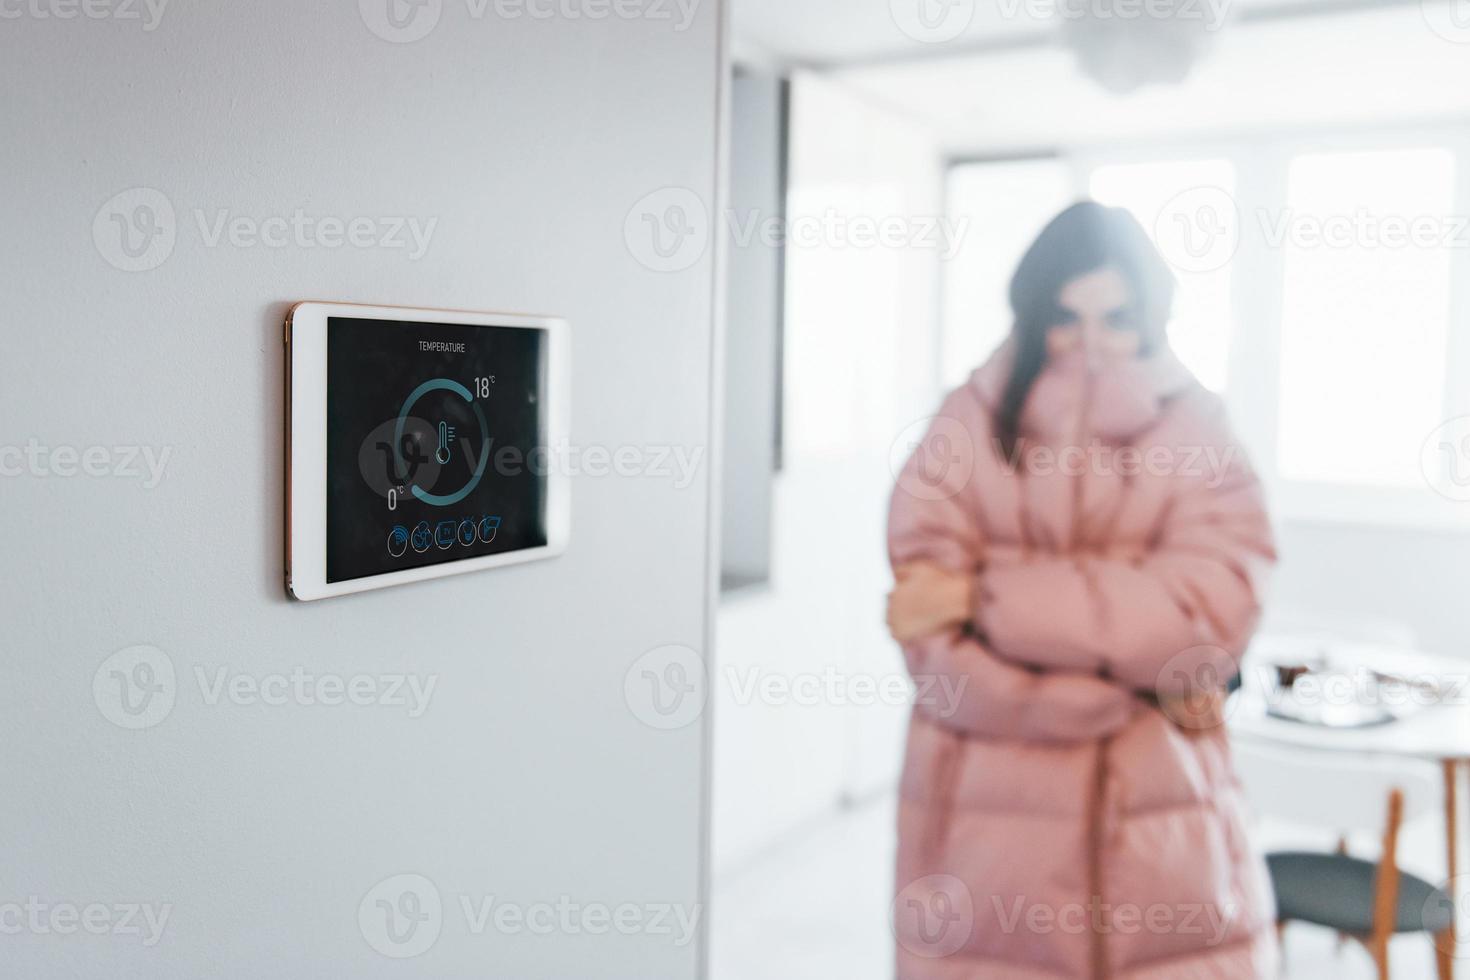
<box><xmin>994</xmin><ymin>201</ymin><xmax>1176</xmax><ymax>460</ymax></box>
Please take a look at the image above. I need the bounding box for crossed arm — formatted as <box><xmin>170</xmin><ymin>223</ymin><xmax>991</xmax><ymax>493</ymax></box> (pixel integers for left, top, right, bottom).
<box><xmin>886</xmin><ymin>397</ymin><xmax>1275</xmax><ymax>741</ymax></box>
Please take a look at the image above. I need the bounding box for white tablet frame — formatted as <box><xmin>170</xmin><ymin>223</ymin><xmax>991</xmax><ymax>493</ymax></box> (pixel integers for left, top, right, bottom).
<box><xmin>286</xmin><ymin>301</ymin><xmax>569</xmax><ymax>601</ymax></box>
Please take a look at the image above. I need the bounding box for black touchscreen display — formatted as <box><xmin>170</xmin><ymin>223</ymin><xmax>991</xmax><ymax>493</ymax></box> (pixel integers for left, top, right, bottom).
<box><xmin>326</xmin><ymin>317</ymin><xmax>548</xmax><ymax>583</ymax></box>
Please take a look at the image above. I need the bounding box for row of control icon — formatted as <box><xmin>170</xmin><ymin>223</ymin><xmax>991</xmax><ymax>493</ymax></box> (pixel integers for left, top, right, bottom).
<box><xmin>387</xmin><ymin>516</ymin><xmax>501</xmax><ymax>557</ymax></box>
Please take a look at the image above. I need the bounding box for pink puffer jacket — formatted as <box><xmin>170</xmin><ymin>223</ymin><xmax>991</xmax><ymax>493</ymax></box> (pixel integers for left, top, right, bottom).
<box><xmin>887</xmin><ymin>344</ymin><xmax>1278</xmax><ymax>980</ymax></box>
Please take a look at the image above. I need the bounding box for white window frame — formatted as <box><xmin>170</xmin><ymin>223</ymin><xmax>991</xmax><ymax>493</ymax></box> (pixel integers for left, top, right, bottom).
<box><xmin>985</xmin><ymin>126</ymin><xmax>1470</xmax><ymax>533</ymax></box>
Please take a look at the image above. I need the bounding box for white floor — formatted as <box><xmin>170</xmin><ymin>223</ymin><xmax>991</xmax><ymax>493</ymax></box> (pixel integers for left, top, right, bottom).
<box><xmin>710</xmin><ymin>794</ymin><xmax>1450</xmax><ymax>980</ymax></box>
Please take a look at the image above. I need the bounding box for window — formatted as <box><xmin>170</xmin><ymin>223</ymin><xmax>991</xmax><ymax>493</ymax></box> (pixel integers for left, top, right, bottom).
<box><xmin>943</xmin><ymin>132</ymin><xmax>1470</xmax><ymax>529</ymax></box>
<box><xmin>942</xmin><ymin>158</ymin><xmax>1074</xmax><ymax>388</ymax></box>
<box><xmin>1089</xmin><ymin>159</ymin><xmax>1236</xmax><ymax>393</ymax></box>
<box><xmin>1275</xmin><ymin>147</ymin><xmax>1455</xmax><ymax>488</ymax></box>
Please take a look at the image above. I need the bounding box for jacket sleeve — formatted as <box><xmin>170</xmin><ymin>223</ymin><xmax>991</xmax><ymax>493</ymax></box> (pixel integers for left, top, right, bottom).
<box><xmin>888</xmin><ymin>392</ymin><xmax>1138</xmax><ymax>742</ymax></box>
<box><xmin>974</xmin><ymin>396</ymin><xmax>1277</xmax><ymax>692</ymax></box>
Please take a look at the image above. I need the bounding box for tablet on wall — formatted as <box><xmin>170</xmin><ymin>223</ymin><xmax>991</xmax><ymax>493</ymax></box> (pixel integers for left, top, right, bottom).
<box><xmin>286</xmin><ymin>302</ymin><xmax>569</xmax><ymax>601</ymax></box>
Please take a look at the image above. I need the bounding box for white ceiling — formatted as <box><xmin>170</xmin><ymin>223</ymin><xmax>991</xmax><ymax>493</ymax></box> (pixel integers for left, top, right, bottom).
<box><xmin>731</xmin><ymin>0</ymin><xmax>1349</xmax><ymax>66</ymax></box>
<box><xmin>732</xmin><ymin>0</ymin><xmax>1470</xmax><ymax>154</ymax></box>
<box><xmin>732</xmin><ymin>0</ymin><xmax>1051</xmax><ymax>66</ymax></box>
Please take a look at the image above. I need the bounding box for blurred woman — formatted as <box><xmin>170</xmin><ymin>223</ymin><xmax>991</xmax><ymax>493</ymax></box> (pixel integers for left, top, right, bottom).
<box><xmin>885</xmin><ymin>201</ymin><xmax>1277</xmax><ymax>979</ymax></box>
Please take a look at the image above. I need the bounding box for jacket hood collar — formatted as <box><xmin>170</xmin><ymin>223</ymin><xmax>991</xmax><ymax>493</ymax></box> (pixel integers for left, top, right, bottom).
<box><xmin>967</xmin><ymin>338</ymin><xmax>1199</xmax><ymax>442</ymax></box>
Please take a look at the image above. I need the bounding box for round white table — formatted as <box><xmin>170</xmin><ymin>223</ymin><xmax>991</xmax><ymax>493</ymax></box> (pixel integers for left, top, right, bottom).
<box><xmin>1229</xmin><ymin>638</ymin><xmax>1470</xmax><ymax>976</ymax></box>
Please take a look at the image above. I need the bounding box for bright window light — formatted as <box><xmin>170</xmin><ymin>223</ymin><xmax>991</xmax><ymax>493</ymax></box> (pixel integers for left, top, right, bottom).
<box><xmin>1276</xmin><ymin>147</ymin><xmax>1455</xmax><ymax>488</ymax></box>
<box><xmin>1089</xmin><ymin>159</ymin><xmax>1236</xmax><ymax>393</ymax></box>
<box><xmin>942</xmin><ymin>159</ymin><xmax>1074</xmax><ymax>388</ymax></box>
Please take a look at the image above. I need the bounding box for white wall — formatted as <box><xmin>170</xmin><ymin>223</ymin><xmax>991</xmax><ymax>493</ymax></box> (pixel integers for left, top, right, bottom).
<box><xmin>0</xmin><ymin>4</ymin><xmax>722</xmax><ymax>977</ymax></box>
<box><xmin>1272</xmin><ymin>522</ymin><xmax>1470</xmax><ymax>653</ymax></box>
<box><xmin>711</xmin><ymin>72</ymin><xmax>944</xmax><ymax>874</ymax></box>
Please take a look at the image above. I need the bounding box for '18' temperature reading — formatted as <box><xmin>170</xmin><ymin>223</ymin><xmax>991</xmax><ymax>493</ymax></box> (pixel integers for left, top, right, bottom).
<box><xmin>474</xmin><ymin>376</ymin><xmax>495</xmax><ymax>398</ymax></box>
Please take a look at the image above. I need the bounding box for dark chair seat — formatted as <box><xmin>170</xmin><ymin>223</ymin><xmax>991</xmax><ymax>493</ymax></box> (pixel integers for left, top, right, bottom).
<box><xmin>1268</xmin><ymin>851</ymin><xmax>1455</xmax><ymax>934</ymax></box>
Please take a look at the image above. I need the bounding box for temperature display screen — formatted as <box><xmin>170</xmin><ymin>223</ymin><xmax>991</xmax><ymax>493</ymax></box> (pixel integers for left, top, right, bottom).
<box><xmin>325</xmin><ymin>316</ymin><xmax>548</xmax><ymax>583</ymax></box>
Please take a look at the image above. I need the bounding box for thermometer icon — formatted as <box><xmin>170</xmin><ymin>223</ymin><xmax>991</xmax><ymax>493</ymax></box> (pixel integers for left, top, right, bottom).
<box><xmin>436</xmin><ymin>421</ymin><xmax>455</xmax><ymax>465</ymax></box>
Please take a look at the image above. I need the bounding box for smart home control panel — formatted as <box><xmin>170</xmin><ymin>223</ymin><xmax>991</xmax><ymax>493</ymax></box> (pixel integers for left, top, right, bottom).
<box><xmin>287</xmin><ymin>303</ymin><xmax>568</xmax><ymax>601</ymax></box>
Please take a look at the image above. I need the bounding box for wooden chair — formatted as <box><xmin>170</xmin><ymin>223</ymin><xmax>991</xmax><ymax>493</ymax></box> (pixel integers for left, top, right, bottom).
<box><xmin>1232</xmin><ymin>740</ymin><xmax>1456</xmax><ymax>979</ymax></box>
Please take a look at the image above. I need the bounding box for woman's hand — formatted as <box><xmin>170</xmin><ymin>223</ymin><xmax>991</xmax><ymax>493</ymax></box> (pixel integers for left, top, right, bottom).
<box><xmin>1153</xmin><ymin>687</ymin><xmax>1230</xmax><ymax>733</ymax></box>
<box><xmin>886</xmin><ymin>562</ymin><xmax>975</xmax><ymax>645</ymax></box>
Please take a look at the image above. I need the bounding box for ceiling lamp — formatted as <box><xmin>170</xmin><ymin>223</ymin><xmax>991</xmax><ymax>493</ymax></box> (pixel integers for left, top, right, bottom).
<box><xmin>1059</xmin><ymin>0</ymin><xmax>1228</xmax><ymax>94</ymax></box>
